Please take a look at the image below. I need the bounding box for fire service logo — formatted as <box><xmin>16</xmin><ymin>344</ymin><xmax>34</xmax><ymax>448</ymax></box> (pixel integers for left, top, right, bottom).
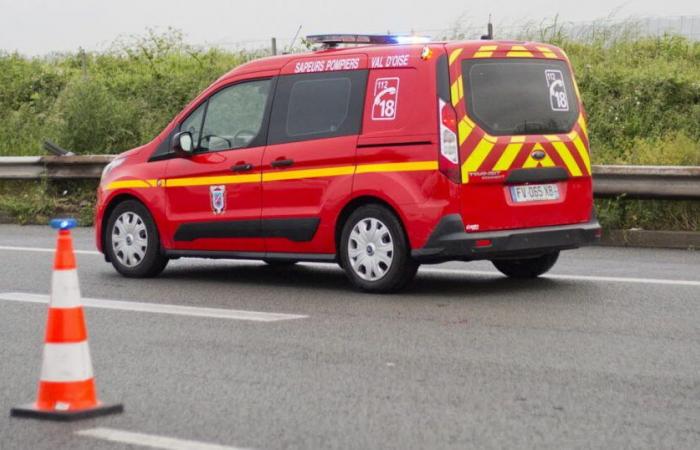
<box><xmin>210</xmin><ymin>185</ymin><xmax>226</xmax><ymax>215</ymax></box>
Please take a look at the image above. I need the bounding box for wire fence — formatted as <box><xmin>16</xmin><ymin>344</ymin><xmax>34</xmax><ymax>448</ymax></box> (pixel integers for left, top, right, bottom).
<box><xmin>209</xmin><ymin>15</ymin><xmax>700</xmax><ymax>54</ymax></box>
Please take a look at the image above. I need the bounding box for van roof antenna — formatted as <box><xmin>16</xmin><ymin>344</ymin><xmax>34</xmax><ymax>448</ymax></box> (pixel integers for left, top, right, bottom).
<box><xmin>481</xmin><ymin>15</ymin><xmax>494</xmax><ymax>40</ymax></box>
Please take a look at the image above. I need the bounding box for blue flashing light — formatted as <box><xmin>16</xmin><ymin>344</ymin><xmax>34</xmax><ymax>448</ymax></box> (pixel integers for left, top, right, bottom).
<box><xmin>306</xmin><ymin>34</ymin><xmax>431</xmax><ymax>46</ymax></box>
<box><xmin>50</xmin><ymin>218</ymin><xmax>77</xmax><ymax>230</ymax></box>
<box><xmin>393</xmin><ymin>35</ymin><xmax>431</xmax><ymax>45</ymax></box>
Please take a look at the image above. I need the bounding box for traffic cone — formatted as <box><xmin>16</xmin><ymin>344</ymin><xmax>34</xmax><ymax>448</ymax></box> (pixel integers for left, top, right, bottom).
<box><xmin>10</xmin><ymin>218</ymin><xmax>123</xmax><ymax>421</ymax></box>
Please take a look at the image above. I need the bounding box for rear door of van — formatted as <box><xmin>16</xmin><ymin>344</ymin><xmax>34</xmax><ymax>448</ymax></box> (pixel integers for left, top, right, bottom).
<box><xmin>445</xmin><ymin>42</ymin><xmax>592</xmax><ymax>233</ymax></box>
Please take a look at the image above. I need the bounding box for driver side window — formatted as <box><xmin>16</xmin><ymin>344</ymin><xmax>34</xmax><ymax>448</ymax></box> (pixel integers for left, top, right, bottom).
<box><xmin>200</xmin><ymin>79</ymin><xmax>271</xmax><ymax>152</ymax></box>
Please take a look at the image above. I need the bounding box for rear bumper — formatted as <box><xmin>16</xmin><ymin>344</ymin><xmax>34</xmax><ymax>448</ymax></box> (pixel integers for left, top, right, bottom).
<box><xmin>411</xmin><ymin>214</ymin><xmax>601</xmax><ymax>263</ymax></box>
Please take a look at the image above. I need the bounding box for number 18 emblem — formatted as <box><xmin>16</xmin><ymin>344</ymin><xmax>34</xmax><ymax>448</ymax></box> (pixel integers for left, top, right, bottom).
<box><xmin>371</xmin><ymin>77</ymin><xmax>399</xmax><ymax>121</ymax></box>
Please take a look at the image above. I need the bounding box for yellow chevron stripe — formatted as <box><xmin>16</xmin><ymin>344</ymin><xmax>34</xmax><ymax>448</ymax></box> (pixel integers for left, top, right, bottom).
<box><xmin>450</xmin><ymin>75</ymin><xmax>463</xmax><ymax>106</ymax></box>
<box><xmin>536</xmin><ymin>46</ymin><xmax>557</xmax><ymax>58</ymax></box>
<box><xmin>458</xmin><ymin>116</ymin><xmax>476</xmax><ymax>145</ymax></box>
<box><xmin>548</xmin><ymin>140</ymin><xmax>583</xmax><ymax>177</ymax></box>
<box><xmin>522</xmin><ymin>144</ymin><xmax>555</xmax><ymax>168</ymax></box>
<box><xmin>105</xmin><ymin>179</ymin><xmax>157</xmax><ymax>190</ymax></box>
<box><xmin>449</xmin><ymin>48</ymin><xmax>463</xmax><ymax>65</ymax></box>
<box><xmin>355</xmin><ymin>161</ymin><xmax>438</xmax><ymax>174</ymax></box>
<box><xmin>568</xmin><ymin>131</ymin><xmax>591</xmax><ymax>174</ymax></box>
<box><xmin>479</xmin><ymin>45</ymin><xmax>497</xmax><ymax>51</ymax></box>
<box><xmin>493</xmin><ymin>136</ymin><xmax>525</xmax><ymax>171</ymax></box>
<box><xmin>166</xmin><ymin>173</ymin><xmax>261</xmax><ymax>187</ymax></box>
<box><xmin>577</xmin><ymin>114</ymin><xmax>589</xmax><ymax>141</ymax></box>
<box><xmin>507</xmin><ymin>45</ymin><xmax>533</xmax><ymax>58</ymax></box>
<box><xmin>461</xmin><ymin>136</ymin><xmax>496</xmax><ymax>183</ymax></box>
<box><xmin>473</xmin><ymin>51</ymin><xmax>493</xmax><ymax>58</ymax></box>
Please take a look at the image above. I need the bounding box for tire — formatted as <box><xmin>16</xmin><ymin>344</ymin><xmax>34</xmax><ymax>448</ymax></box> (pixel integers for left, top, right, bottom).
<box><xmin>105</xmin><ymin>200</ymin><xmax>168</xmax><ymax>278</ymax></box>
<box><xmin>492</xmin><ymin>251</ymin><xmax>559</xmax><ymax>278</ymax></box>
<box><xmin>339</xmin><ymin>204</ymin><xmax>418</xmax><ymax>293</ymax></box>
<box><xmin>262</xmin><ymin>259</ymin><xmax>298</xmax><ymax>267</ymax></box>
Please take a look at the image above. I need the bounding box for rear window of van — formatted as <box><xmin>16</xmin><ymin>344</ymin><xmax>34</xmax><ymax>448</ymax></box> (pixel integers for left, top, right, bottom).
<box><xmin>462</xmin><ymin>59</ymin><xmax>579</xmax><ymax>136</ymax></box>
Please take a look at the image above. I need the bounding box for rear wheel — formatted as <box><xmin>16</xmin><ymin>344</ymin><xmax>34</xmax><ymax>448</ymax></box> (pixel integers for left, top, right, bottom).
<box><xmin>492</xmin><ymin>251</ymin><xmax>559</xmax><ymax>278</ymax></box>
<box><xmin>339</xmin><ymin>205</ymin><xmax>418</xmax><ymax>293</ymax></box>
<box><xmin>105</xmin><ymin>200</ymin><xmax>168</xmax><ymax>278</ymax></box>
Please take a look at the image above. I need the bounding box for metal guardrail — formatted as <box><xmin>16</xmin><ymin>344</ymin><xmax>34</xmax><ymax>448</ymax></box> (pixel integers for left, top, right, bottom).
<box><xmin>0</xmin><ymin>156</ymin><xmax>698</xmax><ymax>200</ymax></box>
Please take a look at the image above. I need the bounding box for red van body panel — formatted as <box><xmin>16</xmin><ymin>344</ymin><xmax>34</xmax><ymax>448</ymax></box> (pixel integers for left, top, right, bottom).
<box><xmin>96</xmin><ymin>39</ymin><xmax>599</xmax><ymax>263</ymax></box>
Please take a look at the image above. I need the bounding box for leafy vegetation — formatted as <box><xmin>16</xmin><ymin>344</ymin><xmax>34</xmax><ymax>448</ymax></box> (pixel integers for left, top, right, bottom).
<box><xmin>0</xmin><ymin>27</ymin><xmax>698</xmax><ymax>230</ymax></box>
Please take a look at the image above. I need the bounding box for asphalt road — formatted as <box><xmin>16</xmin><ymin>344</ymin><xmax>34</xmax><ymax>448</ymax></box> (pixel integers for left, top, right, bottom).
<box><xmin>0</xmin><ymin>224</ymin><xmax>698</xmax><ymax>450</ymax></box>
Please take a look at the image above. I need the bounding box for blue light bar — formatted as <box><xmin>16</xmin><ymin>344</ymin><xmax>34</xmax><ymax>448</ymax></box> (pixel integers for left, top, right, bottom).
<box><xmin>306</xmin><ymin>34</ymin><xmax>431</xmax><ymax>46</ymax></box>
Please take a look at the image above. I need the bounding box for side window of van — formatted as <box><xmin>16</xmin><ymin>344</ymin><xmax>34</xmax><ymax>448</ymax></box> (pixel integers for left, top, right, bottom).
<box><xmin>180</xmin><ymin>102</ymin><xmax>206</xmax><ymax>149</ymax></box>
<box><xmin>179</xmin><ymin>79</ymin><xmax>272</xmax><ymax>153</ymax></box>
<box><xmin>268</xmin><ymin>70</ymin><xmax>367</xmax><ymax>145</ymax></box>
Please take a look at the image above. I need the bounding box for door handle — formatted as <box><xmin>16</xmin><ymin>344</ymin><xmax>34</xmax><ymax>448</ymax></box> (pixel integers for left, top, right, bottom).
<box><xmin>231</xmin><ymin>163</ymin><xmax>253</xmax><ymax>172</ymax></box>
<box><xmin>271</xmin><ymin>158</ymin><xmax>294</xmax><ymax>168</ymax></box>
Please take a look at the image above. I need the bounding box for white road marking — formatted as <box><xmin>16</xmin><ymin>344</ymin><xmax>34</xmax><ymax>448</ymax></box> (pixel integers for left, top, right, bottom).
<box><xmin>0</xmin><ymin>292</ymin><xmax>308</xmax><ymax>322</ymax></box>
<box><xmin>76</xmin><ymin>427</ymin><xmax>251</xmax><ymax>450</ymax></box>
<box><xmin>0</xmin><ymin>245</ymin><xmax>99</xmax><ymax>255</ymax></box>
<box><xmin>300</xmin><ymin>262</ymin><xmax>700</xmax><ymax>288</ymax></box>
<box><xmin>1</xmin><ymin>244</ymin><xmax>698</xmax><ymax>288</ymax></box>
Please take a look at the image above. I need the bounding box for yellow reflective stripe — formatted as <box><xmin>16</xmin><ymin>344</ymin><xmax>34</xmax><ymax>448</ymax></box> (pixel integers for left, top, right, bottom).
<box><xmin>263</xmin><ymin>166</ymin><xmax>354</xmax><ymax>182</ymax></box>
<box><xmin>105</xmin><ymin>179</ymin><xmax>157</xmax><ymax>190</ymax></box>
<box><xmin>536</xmin><ymin>46</ymin><xmax>557</xmax><ymax>58</ymax></box>
<box><xmin>522</xmin><ymin>144</ymin><xmax>556</xmax><ymax>168</ymax></box>
<box><xmin>448</xmin><ymin>48</ymin><xmax>463</xmax><ymax>65</ymax></box>
<box><xmin>450</xmin><ymin>75</ymin><xmax>463</xmax><ymax>107</ymax></box>
<box><xmin>547</xmin><ymin>139</ymin><xmax>583</xmax><ymax>177</ymax></box>
<box><xmin>569</xmin><ymin>131</ymin><xmax>591</xmax><ymax>174</ymax></box>
<box><xmin>492</xmin><ymin>136</ymin><xmax>525</xmax><ymax>171</ymax></box>
<box><xmin>106</xmin><ymin>161</ymin><xmax>438</xmax><ymax>190</ymax></box>
<box><xmin>356</xmin><ymin>161</ymin><xmax>438</xmax><ymax>174</ymax></box>
<box><xmin>507</xmin><ymin>45</ymin><xmax>533</xmax><ymax>58</ymax></box>
<box><xmin>577</xmin><ymin>114</ymin><xmax>589</xmax><ymax>140</ymax></box>
<box><xmin>461</xmin><ymin>136</ymin><xmax>496</xmax><ymax>183</ymax></box>
<box><xmin>458</xmin><ymin>116</ymin><xmax>476</xmax><ymax>146</ymax></box>
<box><xmin>166</xmin><ymin>173</ymin><xmax>260</xmax><ymax>187</ymax></box>
<box><xmin>473</xmin><ymin>45</ymin><xmax>497</xmax><ymax>58</ymax></box>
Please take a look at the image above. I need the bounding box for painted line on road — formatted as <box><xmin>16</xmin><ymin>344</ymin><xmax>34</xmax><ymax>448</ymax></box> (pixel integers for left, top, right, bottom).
<box><xmin>0</xmin><ymin>245</ymin><xmax>100</xmax><ymax>255</ymax></box>
<box><xmin>0</xmin><ymin>292</ymin><xmax>308</xmax><ymax>322</ymax></box>
<box><xmin>76</xmin><ymin>427</ymin><xmax>251</xmax><ymax>450</ymax></box>
<box><xmin>2</xmin><ymin>244</ymin><xmax>698</xmax><ymax>288</ymax></box>
<box><xmin>300</xmin><ymin>262</ymin><xmax>700</xmax><ymax>288</ymax></box>
<box><xmin>416</xmin><ymin>266</ymin><xmax>700</xmax><ymax>288</ymax></box>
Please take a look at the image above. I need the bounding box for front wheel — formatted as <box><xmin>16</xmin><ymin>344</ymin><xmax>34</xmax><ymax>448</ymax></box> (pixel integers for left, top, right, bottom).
<box><xmin>491</xmin><ymin>251</ymin><xmax>559</xmax><ymax>278</ymax></box>
<box><xmin>339</xmin><ymin>205</ymin><xmax>418</xmax><ymax>293</ymax></box>
<box><xmin>105</xmin><ymin>200</ymin><xmax>168</xmax><ymax>278</ymax></box>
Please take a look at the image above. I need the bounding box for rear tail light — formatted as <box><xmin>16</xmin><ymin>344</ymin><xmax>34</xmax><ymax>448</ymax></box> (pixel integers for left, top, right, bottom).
<box><xmin>438</xmin><ymin>98</ymin><xmax>461</xmax><ymax>183</ymax></box>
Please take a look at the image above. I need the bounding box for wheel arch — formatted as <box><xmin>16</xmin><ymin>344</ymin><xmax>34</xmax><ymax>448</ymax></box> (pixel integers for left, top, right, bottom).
<box><xmin>334</xmin><ymin>195</ymin><xmax>411</xmax><ymax>256</ymax></box>
<box><xmin>101</xmin><ymin>194</ymin><xmax>154</xmax><ymax>261</ymax></box>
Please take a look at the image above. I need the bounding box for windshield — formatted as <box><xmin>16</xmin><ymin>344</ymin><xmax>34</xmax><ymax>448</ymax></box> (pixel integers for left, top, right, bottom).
<box><xmin>462</xmin><ymin>59</ymin><xmax>579</xmax><ymax>136</ymax></box>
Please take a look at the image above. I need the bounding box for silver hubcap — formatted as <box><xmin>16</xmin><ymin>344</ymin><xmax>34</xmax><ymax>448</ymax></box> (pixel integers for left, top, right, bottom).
<box><xmin>112</xmin><ymin>212</ymin><xmax>148</xmax><ymax>267</ymax></box>
<box><xmin>348</xmin><ymin>218</ymin><xmax>394</xmax><ymax>281</ymax></box>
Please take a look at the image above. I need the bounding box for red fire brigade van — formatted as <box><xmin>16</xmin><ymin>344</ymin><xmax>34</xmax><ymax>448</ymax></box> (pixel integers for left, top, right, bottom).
<box><xmin>96</xmin><ymin>34</ymin><xmax>601</xmax><ymax>292</ymax></box>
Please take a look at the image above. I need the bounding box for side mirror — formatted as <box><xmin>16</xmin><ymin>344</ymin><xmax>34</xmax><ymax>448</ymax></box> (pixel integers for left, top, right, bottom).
<box><xmin>172</xmin><ymin>131</ymin><xmax>194</xmax><ymax>156</ymax></box>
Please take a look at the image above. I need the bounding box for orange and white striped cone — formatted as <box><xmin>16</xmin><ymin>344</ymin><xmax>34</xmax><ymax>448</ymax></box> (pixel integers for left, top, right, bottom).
<box><xmin>11</xmin><ymin>218</ymin><xmax>123</xmax><ymax>421</ymax></box>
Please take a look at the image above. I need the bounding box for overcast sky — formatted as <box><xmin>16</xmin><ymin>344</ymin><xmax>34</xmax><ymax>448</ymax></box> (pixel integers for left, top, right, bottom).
<box><xmin>1</xmin><ymin>0</ymin><xmax>698</xmax><ymax>55</ymax></box>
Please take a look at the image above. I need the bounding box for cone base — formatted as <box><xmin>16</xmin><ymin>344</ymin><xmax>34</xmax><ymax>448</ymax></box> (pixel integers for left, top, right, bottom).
<box><xmin>10</xmin><ymin>402</ymin><xmax>123</xmax><ymax>421</ymax></box>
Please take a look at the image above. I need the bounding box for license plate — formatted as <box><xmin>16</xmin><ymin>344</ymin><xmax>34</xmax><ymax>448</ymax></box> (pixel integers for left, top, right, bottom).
<box><xmin>510</xmin><ymin>183</ymin><xmax>560</xmax><ymax>203</ymax></box>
